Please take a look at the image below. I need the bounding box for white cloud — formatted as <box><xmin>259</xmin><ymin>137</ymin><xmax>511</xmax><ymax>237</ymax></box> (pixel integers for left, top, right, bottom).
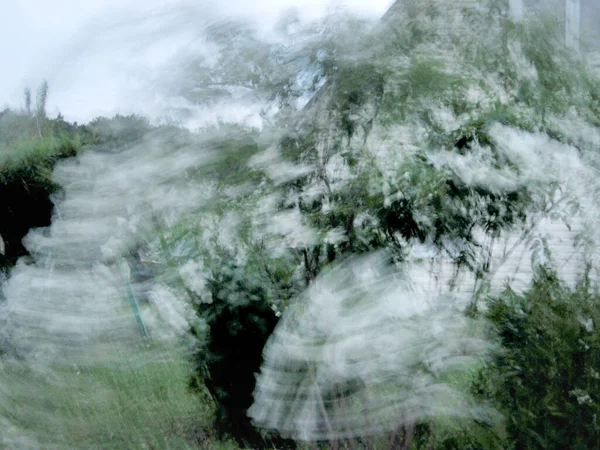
<box><xmin>0</xmin><ymin>0</ymin><xmax>393</xmax><ymax>123</ymax></box>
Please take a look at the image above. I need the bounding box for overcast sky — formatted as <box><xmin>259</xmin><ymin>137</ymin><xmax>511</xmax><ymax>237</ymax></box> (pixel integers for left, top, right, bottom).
<box><xmin>1</xmin><ymin>0</ymin><xmax>393</xmax><ymax>124</ymax></box>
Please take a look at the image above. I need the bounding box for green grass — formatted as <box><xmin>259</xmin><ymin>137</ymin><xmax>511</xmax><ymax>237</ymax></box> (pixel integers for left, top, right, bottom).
<box><xmin>0</xmin><ymin>135</ymin><xmax>79</xmax><ymax>183</ymax></box>
<box><xmin>0</xmin><ymin>342</ymin><xmax>226</xmax><ymax>449</ymax></box>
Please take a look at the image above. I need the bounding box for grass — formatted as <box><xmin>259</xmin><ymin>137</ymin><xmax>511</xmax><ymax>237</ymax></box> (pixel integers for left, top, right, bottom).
<box><xmin>0</xmin><ymin>342</ymin><xmax>230</xmax><ymax>449</ymax></box>
<box><xmin>0</xmin><ymin>135</ymin><xmax>79</xmax><ymax>184</ymax></box>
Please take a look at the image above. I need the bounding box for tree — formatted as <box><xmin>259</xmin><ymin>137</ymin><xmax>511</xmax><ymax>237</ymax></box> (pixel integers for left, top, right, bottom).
<box><xmin>24</xmin><ymin>88</ymin><xmax>31</xmax><ymax>116</ymax></box>
<box><xmin>35</xmin><ymin>80</ymin><xmax>48</xmax><ymax>138</ymax></box>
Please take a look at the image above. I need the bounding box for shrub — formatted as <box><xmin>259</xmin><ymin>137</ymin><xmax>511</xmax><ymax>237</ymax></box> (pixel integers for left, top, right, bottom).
<box><xmin>480</xmin><ymin>268</ymin><xmax>600</xmax><ymax>449</ymax></box>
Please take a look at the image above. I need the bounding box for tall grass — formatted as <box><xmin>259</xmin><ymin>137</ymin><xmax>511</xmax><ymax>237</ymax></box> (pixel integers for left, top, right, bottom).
<box><xmin>0</xmin><ymin>343</ymin><xmax>223</xmax><ymax>449</ymax></box>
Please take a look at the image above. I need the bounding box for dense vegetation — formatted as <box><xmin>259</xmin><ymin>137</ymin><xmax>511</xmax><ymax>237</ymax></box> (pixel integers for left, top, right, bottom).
<box><xmin>0</xmin><ymin>101</ymin><xmax>153</xmax><ymax>272</ymax></box>
<box><xmin>3</xmin><ymin>0</ymin><xmax>600</xmax><ymax>449</ymax></box>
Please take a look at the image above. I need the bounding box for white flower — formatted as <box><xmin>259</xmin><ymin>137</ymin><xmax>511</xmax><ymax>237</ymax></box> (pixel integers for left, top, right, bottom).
<box><xmin>570</xmin><ymin>389</ymin><xmax>593</xmax><ymax>406</ymax></box>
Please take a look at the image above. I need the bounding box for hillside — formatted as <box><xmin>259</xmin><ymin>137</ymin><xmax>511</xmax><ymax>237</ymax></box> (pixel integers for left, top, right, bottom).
<box><xmin>2</xmin><ymin>1</ymin><xmax>600</xmax><ymax>449</ymax></box>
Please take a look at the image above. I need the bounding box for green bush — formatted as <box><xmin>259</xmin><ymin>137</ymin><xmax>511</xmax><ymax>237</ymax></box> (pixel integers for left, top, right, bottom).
<box><xmin>480</xmin><ymin>268</ymin><xmax>600</xmax><ymax>449</ymax></box>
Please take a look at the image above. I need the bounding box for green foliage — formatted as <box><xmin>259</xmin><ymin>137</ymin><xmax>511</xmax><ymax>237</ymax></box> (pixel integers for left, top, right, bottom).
<box><xmin>480</xmin><ymin>268</ymin><xmax>600</xmax><ymax>449</ymax></box>
<box><xmin>0</xmin><ymin>135</ymin><xmax>78</xmax><ymax>184</ymax></box>
<box><xmin>410</xmin><ymin>418</ymin><xmax>505</xmax><ymax>450</ymax></box>
<box><xmin>408</xmin><ymin>270</ymin><xmax>600</xmax><ymax>450</ymax></box>
<box><xmin>3</xmin><ymin>2</ymin><xmax>600</xmax><ymax>449</ymax></box>
<box><xmin>86</xmin><ymin>114</ymin><xmax>152</xmax><ymax>149</ymax></box>
<box><xmin>35</xmin><ymin>80</ymin><xmax>49</xmax><ymax>120</ymax></box>
<box><xmin>0</xmin><ymin>344</ymin><xmax>214</xmax><ymax>449</ymax></box>
<box><xmin>0</xmin><ymin>109</ymin><xmax>91</xmax><ymax>270</ymax></box>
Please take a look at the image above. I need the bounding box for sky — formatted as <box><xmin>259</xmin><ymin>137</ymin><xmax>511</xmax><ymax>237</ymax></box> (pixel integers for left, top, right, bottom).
<box><xmin>0</xmin><ymin>0</ymin><xmax>393</xmax><ymax>124</ymax></box>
